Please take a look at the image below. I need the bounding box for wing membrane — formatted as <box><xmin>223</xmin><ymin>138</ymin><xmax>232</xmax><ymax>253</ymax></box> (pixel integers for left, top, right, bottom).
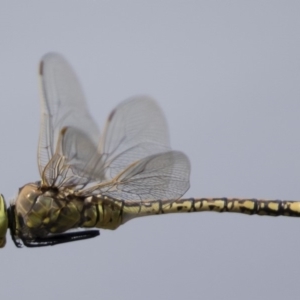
<box><xmin>98</xmin><ymin>96</ymin><xmax>171</xmax><ymax>180</ymax></box>
<box><xmin>38</xmin><ymin>53</ymin><xmax>190</xmax><ymax>201</ymax></box>
<box><xmin>82</xmin><ymin>151</ymin><xmax>190</xmax><ymax>201</ymax></box>
<box><xmin>42</xmin><ymin>127</ymin><xmax>103</xmax><ymax>187</ymax></box>
<box><xmin>38</xmin><ymin>53</ymin><xmax>100</xmax><ymax>184</ymax></box>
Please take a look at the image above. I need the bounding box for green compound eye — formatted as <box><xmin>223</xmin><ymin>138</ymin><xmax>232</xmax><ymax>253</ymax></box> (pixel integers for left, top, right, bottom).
<box><xmin>0</xmin><ymin>194</ymin><xmax>8</xmax><ymax>248</ymax></box>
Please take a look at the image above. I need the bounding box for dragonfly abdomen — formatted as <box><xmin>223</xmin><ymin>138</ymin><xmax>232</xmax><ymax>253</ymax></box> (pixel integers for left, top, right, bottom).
<box><xmin>164</xmin><ymin>198</ymin><xmax>300</xmax><ymax>217</ymax></box>
<box><xmin>121</xmin><ymin>197</ymin><xmax>300</xmax><ymax>223</ymax></box>
<box><xmin>82</xmin><ymin>196</ymin><xmax>124</xmax><ymax>230</ymax></box>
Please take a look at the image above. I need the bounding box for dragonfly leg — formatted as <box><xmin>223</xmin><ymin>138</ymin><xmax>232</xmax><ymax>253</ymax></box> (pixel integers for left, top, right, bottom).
<box><xmin>21</xmin><ymin>230</ymin><xmax>100</xmax><ymax>247</ymax></box>
<box><xmin>8</xmin><ymin>203</ymin><xmax>100</xmax><ymax>248</ymax></box>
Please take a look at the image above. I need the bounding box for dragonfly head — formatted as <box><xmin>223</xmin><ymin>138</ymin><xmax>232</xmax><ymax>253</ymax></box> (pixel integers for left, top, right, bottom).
<box><xmin>0</xmin><ymin>194</ymin><xmax>8</xmax><ymax>248</ymax></box>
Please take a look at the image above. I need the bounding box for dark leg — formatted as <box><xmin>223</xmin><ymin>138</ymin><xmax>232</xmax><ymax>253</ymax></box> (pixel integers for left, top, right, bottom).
<box><xmin>21</xmin><ymin>230</ymin><xmax>100</xmax><ymax>247</ymax></box>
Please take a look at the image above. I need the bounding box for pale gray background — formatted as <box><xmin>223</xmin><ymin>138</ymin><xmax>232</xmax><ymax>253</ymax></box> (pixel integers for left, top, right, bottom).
<box><xmin>0</xmin><ymin>1</ymin><xmax>299</xmax><ymax>299</ymax></box>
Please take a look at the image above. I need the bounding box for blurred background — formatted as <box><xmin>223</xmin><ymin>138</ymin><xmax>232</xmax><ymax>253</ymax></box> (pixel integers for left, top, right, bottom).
<box><xmin>0</xmin><ymin>1</ymin><xmax>300</xmax><ymax>299</ymax></box>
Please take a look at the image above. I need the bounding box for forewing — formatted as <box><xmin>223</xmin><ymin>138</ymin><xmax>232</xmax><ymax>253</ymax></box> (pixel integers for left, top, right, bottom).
<box><xmin>99</xmin><ymin>96</ymin><xmax>171</xmax><ymax>180</ymax></box>
<box><xmin>38</xmin><ymin>53</ymin><xmax>100</xmax><ymax>182</ymax></box>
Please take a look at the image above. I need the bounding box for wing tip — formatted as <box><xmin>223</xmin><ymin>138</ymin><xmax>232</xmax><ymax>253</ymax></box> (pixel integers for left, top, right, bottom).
<box><xmin>108</xmin><ymin>108</ymin><xmax>116</xmax><ymax>122</ymax></box>
<box><xmin>39</xmin><ymin>52</ymin><xmax>66</xmax><ymax>71</ymax></box>
<box><xmin>39</xmin><ymin>60</ymin><xmax>44</xmax><ymax>76</ymax></box>
<box><xmin>39</xmin><ymin>52</ymin><xmax>62</xmax><ymax>76</ymax></box>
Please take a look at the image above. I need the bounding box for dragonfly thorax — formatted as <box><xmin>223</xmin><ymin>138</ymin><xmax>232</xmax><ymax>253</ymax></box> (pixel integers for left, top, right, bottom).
<box><xmin>14</xmin><ymin>183</ymin><xmax>88</xmax><ymax>239</ymax></box>
<box><xmin>13</xmin><ymin>182</ymin><xmax>125</xmax><ymax>244</ymax></box>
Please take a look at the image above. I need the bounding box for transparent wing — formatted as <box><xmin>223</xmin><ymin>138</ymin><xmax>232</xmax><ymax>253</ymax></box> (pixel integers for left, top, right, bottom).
<box><xmin>81</xmin><ymin>150</ymin><xmax>191</xmax><ymax>201</ymax></box>
<box><xmin>83</xmin><ymin>97</ymin><xmax>191</xmax><ymax>200</ymax></box>
<box><xmin>98</xmin><ymin>96</ymin><xmax>171</xmax><ymax>180</ymax></box>
<box><xmin>38</xmin><ymin>53</ymin><xmax>190</xmax><ymax>200</ymax></box>
<box><xmin>42</xmin><ymin>127</ymin><xmax>104</xmax><ymax>188</ymax></box>
<box><xmin>38</xmin><ymin>53</ymin><xmax>101</xmax><ymax>185</ymax></box>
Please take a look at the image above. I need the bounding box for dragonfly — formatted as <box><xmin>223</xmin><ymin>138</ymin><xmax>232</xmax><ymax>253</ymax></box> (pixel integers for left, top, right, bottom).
<box><xmin>1</xmin><ymin>53</ymin><xmax>300</xmax><ymax>248</ymax></box>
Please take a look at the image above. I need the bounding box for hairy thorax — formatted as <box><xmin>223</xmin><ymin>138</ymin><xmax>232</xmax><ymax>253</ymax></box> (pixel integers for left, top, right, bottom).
<box><xmin>14</xmin><ymin>183</ymin><xmax>123</xmax><ymax>239</ymax></box>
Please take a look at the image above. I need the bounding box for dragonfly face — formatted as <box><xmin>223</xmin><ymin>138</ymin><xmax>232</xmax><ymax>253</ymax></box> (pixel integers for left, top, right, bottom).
<box><xmin>7</xmin><ymin>53</ymin><xmax>190</xmax><ymax>247</ymax></box>
<box><xmin>0</xmin><ymin>195</ymin><xmax>8</xmax><ymax>248</ymax></box>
